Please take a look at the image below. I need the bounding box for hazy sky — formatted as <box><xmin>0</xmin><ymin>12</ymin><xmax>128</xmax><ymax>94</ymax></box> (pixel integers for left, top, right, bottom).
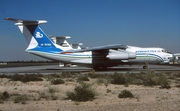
<box><xmin>0</xmin><ymin>0</ymin><xmax>180</xmax><ymax>61</ymax></box>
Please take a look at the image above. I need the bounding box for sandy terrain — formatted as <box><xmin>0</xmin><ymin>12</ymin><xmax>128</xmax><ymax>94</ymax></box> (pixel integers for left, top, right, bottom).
<box><xmin>0</xmin><ymin>73</ymin><xmax>180</xmax><ymax>111</ymax></box>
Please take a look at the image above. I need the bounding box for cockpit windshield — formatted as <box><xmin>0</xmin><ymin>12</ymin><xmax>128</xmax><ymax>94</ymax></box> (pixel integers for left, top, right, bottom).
<box><xmin>162</xmin><ymin>49</ymin><xmax>172</xmax><ymax>54</ymax></box>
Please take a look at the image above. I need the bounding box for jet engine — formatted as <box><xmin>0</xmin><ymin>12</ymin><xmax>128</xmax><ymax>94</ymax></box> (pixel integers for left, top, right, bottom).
<box><xmin>106</xmin><ymin>52</ymin><xmax>136</xmax><ymax>60</ymax></box>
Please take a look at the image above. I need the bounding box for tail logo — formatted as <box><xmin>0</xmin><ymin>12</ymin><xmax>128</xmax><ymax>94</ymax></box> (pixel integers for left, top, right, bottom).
<box><xmin>35</xmin><ymin>32</ymin><xmax>43</xmax><ymax>38</ymax></box>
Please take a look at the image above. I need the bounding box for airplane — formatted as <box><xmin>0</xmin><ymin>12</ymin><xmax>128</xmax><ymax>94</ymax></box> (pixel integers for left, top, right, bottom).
<box><xmin>49</xmin><ymin>35</ymin><xmax>82</xmax><ymax>67</ymax></box>
<box><xmin>49</xmin><ymin>35</ymin><xmax>71</xmax><ymax>48</ymax></box>
<box><xmin>5</xmin><ymin>18</ymin><xmax>175</xmax><ymax>70</ymax></box>
<box><xmin>49</xmin><ymin>35</ymin><xmax>83</xmax><ymax>49</ymax></box>
<box><xmin>71</xmin><ymin>43</ymin><xmax>83</xmax><ymax>49</ymax></box>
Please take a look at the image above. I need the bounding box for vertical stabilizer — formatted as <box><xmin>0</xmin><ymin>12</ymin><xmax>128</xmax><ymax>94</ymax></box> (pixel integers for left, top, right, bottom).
<box><xmin>49</xmin><ymin>36</ymin><xmax>73</xmax><ymax>50</ymax></box>
<box><xmin>5</xmin><ymin>18</ymin><xmax>63</xmax><ymax>53</ymax></box>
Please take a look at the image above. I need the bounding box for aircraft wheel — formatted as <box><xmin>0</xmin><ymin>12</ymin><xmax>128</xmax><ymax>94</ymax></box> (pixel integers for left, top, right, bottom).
<box><xmin>93</xmin><ymin>66</ymin><xmax>100</xmax><ymax>71</ymax></box>
<box><xmin>143</xmin><ymin>65</ymin><xmax>148</xmax><ymax>69</ymax></box>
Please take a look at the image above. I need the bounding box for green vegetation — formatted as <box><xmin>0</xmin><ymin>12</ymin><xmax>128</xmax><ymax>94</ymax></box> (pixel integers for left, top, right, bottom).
<box><xmin>111</xmin><ymin>72</ymin><xmax>126</xmax><ymax>84</ymax></box>
<box><xmin>50</xmin><ymin>94</ymin><xmax>58</xmax><ymax>100</ymax></box>
<box><xmin>37</xmin><ymin>87</ymin><xmax>59</xmax><ymax>100</ymax></box>
<box><xmin>118</xmin><ymin>90</ymin><xmax>134</xmax><ymax>98</ymax></box>
<box><xmin>0</xmin><ymin>91</ymin><xmax>30</xmax><ymax>104</ymax></box>
<box><xmin>66</xmin><ymin>82</ymin><xmax>96</xmax><ymax>102</ymax></box>
<box><xmin>0</xmin><ymin>74</ymin><xmax>11</xmax><ymax>78</ymax></box>
<box><xmin>108</xmin><ymin>70</ymin><xmax>171</xmax><ymax>87</ymax></box>
<box><xmin>60</xmin><ymin>72</ymin><xmax>80</xmax><ymax>78</ymax></box>
<box><xmin>0</xmin><ymin>70</ymin><xmax>172</xmax><ymax>87</ymax></box>
<box><xmin>11</xmin><ymin>74</ymin><xmax>43</xmax><ymax>83</ymax></box>
<box><xmin>0</xmin><ymin>91</ymin><xmax>10</xmax><ymax>102</ymax></box>
<box><xmin>38</xmin><ymin>92</ymin><xmax>49</xmax><ymax>100</ymax></box>
<box><xmin>77</xmin><ymin>76</ymin><xmax>89</xmax><ymax>82</ymax></box>
<box><xmin>51</xmin><ymin>78</ymin><xmax>65</xmax><ymax>85</ymax></box>
<box><xmin>14</xmin><ymin>94</ymin><xmax>29</xmax><ymax>104</ymax></box>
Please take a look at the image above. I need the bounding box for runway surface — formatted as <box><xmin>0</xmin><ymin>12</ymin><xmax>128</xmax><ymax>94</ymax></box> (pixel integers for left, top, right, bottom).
<box><xmin>0</xmin><ymin>64</ymin><xmax>179</xmax><ymax>74</ymax></box>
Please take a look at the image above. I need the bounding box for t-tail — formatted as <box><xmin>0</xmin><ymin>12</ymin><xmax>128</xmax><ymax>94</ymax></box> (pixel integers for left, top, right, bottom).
<box><xmin>4</xmin><ymin>18</ymin><xmax>72</xmax><ymax>59</ymax></box>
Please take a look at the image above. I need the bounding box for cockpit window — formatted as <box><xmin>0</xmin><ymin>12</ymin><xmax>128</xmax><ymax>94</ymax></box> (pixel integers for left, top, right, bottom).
<box><xmin>167</xmin><ymin>51</ymin><xmax>172</xmax><ymax>54</ymax></box>
<box><xmin>162</xmin><ymin>49</ymin><xmax>172</xmax><ymax>54</ymax></box>
<box><xmin>162</xmin><ymin>50</ymin><xmax>166</xmax><ymax>52</ymax></box>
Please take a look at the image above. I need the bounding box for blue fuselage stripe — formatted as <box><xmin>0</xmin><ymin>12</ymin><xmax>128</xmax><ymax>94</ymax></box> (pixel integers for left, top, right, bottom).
<box><xmin>136</xmin><ymin>53</ymin><xmax>163</xmax><ymax>61</ymax></box>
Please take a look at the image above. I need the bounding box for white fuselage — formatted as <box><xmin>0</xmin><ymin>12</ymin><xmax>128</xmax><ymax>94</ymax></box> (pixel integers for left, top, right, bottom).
<box><xmin>27</xmin><ymin>46</ymin><xmax>173</xmax><ymax>67</ymax></box>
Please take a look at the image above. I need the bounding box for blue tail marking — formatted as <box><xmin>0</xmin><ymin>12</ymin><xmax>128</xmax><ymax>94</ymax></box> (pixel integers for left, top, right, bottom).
<box><xmin>26</xmin><ymin>25</ymin><xmax>63</xmax><ymax>53</ymax></box>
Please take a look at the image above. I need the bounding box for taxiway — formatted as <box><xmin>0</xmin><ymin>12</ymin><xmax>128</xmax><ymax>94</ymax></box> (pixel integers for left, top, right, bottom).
<box><xmin>0</xmin><ymin>65</ymin><xmax>179</xmax><ymax>74</ymax></box>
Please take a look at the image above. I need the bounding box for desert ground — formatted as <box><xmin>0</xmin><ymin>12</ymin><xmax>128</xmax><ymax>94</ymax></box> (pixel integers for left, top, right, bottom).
<box><xmin>0</xmin><ymin>71</ymin><xmax>180</xmax><ymax>111</ymax></box>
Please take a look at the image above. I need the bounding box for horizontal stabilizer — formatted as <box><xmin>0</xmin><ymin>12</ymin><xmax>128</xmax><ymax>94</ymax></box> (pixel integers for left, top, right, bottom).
<box><xmin>4</xmin><ymin>18</ymin><xmax>47</xmax><ymax>25</ymax></box>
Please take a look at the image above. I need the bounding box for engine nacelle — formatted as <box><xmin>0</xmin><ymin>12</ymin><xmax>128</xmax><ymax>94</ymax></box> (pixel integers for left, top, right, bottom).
<box><xmin>107</xmin><ymin>52</ymin><xmax>136</xmax><ymax>60</ymax></box>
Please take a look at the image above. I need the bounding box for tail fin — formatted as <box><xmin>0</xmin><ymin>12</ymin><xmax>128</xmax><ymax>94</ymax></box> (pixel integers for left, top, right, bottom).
<box><xmin>71</xmin><ymin>43</ymin><xmax>83</xmax><ymax>49</ymax></box>
<box><xmin>49</xmin><ymin>36</ymin><xmax>72</xmax><ymax>48</ymax></box>
<box><xmin>4</xmin><ymin>18</ymin><xmax>62</xmax><ymax>53</ymax></box>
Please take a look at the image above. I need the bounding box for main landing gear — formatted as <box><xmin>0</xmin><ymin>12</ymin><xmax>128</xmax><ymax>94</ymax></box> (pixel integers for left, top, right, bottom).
<box><xmin>143</xmin><ymin>62</ymin><xmax>149</xmax><ymax>69</ymax></box>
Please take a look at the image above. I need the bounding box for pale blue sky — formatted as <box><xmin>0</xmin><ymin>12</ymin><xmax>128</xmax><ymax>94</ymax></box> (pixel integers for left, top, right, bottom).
<box><xmin>0</xmin><ymin>0</ymin><xmax>180</xmax><ymax>61</ymax></box>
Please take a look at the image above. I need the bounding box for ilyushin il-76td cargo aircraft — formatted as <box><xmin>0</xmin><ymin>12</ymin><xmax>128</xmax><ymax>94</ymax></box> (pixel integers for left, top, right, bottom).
<box><xmin>5</xmin><ymin>18</ymin><xmax>175</xmax><ymax>70</ymax></box>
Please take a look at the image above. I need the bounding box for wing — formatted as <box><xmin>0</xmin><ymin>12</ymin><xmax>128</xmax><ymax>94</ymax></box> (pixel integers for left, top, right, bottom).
<box><xmin>174</xmin><ymin>53</ymin><xmax>180</xmax><ymax>56</ymax></box>
<box><xmin>174</xmin><ymin>53</ymin><xmax>180</xmax><ymax>60</ymax></box>
<box><xmin>60</xmin><ymin>44</ymin><xmax>136</xmax><ymax>61</ymax></box>
<box><xmin>61</xmin><ymin>44</ymin><xmax>128</xmax><ymax>53</ymax></box>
